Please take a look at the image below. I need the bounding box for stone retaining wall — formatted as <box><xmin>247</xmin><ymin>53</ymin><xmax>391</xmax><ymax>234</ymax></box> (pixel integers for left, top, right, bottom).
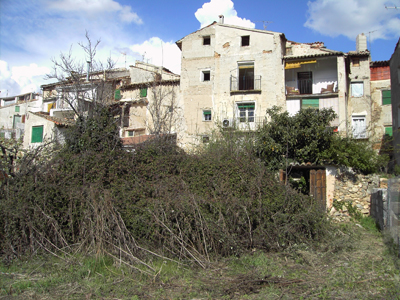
<box><xmin>331</xmin><ymin>171</ymin><xmax>381</xmax><ymax>221</ymax></box>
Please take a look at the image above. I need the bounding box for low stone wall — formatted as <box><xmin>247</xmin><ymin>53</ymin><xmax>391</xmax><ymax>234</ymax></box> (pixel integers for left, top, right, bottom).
<box><xmin>331</xmin><ymin>171</ymin><xmax>380</xmax><ymax>221</ymax></box>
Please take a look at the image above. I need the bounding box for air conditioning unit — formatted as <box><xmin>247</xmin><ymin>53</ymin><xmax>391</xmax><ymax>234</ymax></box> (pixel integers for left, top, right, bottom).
<box><xmin>222</xmin><ymin>118</ymin><xmax>234</xmax><ymax>128</ymax></box>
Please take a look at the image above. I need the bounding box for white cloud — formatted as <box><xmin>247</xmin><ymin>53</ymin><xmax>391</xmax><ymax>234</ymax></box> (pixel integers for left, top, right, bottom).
<box><xmin>305</xmin><ymin>0</ymin><xmax>400</xmax><ymax>40</ymax></box>
<box><xmin>48</xmin><ymin>0</ymin><xmax>143</xmax><ymax>24</ymax></box>
<box><xmin>0</xmin><ymin>61</ymin><xmax>50</xmax><ymax>96</ymax></box>
<box><xmin>195</xmin><ymin>0</ymin><xmax>255</xmax><ymax>29</ymax></box>
<box><xmin>129</xmin><ymin>37</ymin><xmax>182</xmax><ymax>74</ymax></box>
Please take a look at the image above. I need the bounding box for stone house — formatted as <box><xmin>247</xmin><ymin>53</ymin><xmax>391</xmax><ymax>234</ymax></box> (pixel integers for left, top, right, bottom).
<box><xmin>0</xmin><ymin>92</ymin><xmax>42</xmax><ymax>140</ymax></box>
<box><xmin>176</xmin><ymin>17</ymin><xmax>287</xmax><ymax>146</ymax></box>
<box><xmin>175</xmin><ymin>17</ymin><xmax>373</xmax><ymax>147</ymax></box>
<box><xmin>22</xmin><ymin>111</ymin><xmax>74</xmax><ymax>149</ymax></box>
<box><xmin>24</xmin><ymin>62</ymin><xmax>181</xmax><ymax>149</ymax></box>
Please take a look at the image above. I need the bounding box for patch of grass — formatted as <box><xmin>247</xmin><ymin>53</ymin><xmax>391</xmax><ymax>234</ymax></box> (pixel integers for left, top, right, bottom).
<box><xmin>359</xmin><ymin>216</ymin><xmax>381</xmax><ymax>232</ymax></box>
<box><xmin>1</xmin><ymin>222</ymin><xmax>400</xmax><ymax>299</ymax></box>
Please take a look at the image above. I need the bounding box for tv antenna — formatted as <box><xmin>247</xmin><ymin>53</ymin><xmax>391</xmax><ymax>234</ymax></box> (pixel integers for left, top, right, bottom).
<box><xmin>255</xmin><ymin>21</ymin><xmax>273</xmax><ymax>30</ymax></box>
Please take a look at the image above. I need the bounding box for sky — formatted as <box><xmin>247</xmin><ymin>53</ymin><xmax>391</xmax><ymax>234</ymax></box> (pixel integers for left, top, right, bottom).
<box><xmin>1</xmin><ymin>0</ymin><xmax>400</xmax><ymax>97</ymax></box>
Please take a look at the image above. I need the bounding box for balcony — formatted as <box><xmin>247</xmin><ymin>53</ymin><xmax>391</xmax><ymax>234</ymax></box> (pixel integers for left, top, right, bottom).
<box><xmin>230</xmin><ymin>75</ymin><xmax>261</xmax><ymax>93</ymax></box>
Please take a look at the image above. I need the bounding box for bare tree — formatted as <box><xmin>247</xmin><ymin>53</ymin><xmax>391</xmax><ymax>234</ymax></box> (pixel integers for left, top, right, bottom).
<box><xmin>45</xmin><ymin>31</ymin><xmax>117</xmax><ymax>118</ymax></box>
<box><xmin>146</xmin><ymin>78</ymin><xmax>181</xmax><ymax>136</ymax></box>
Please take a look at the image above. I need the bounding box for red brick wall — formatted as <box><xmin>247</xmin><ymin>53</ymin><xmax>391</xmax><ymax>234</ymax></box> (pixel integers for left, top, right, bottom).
<box><xmin>370</xmin><ymin>66</ymin><xmax>390</xmax><ymax>81</ymax></box>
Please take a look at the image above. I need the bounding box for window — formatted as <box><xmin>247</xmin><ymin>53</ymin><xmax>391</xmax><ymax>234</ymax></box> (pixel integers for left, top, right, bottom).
<box><xmin>237</xmin><ymin>103</ymin><xmax>255</xmax><ymax>123</ymax></box>
<box><xmin>140</xmin><ymin>88</ymin><xmax>147</xmax><ymax>98</ymax></box>
<box><xmin>13</xmin><ymin>115</ymin><xmax>21</xmax><ymax>129</ymax></box>
<box><xmin>297</xmin><ymin>72</ymin><xmax>312</xmax><ymax>94</ymax></box>
<box><xmin>238</xmin><ymin>62</ymin><xmax>254</xmax><ymax>90</ymax></box>
<box><xmin>114</xmin><ymin>89</ymin><xmax>122</xmax><ymax>100</ymax></box>
<box><xmin>203</xmin><ymin>36</ymin><xmax>210</xmax><ymax>45</ymax></box>
<box><xmin>302</xmin><ymin>99</ymin><xmax>319</xmax><ymax>109</ymax></box>
<box><xmin>127</xmin><ymin>130</ymin><xmax>134</xmax><ymax>137</ymax></box>
<box><xmin>31</xmin><ymin>125</ymin><xmax>44</xmax><ymax>143</ymax></box>
<box><xmin>385</xmin><ymin>126</ymin><xmax>393</xmax><ymax>137</ymax></box>
<box><xmin>382</xmin><ymin>90</ymin><xmax>391</xmax><ymax>105</ymax></box>
<box><xmin>352</xmin><ymin>116</ymin><xmax>367</xmax><ymax>139</ymax></box>
<box><xmin>202</xmin><ymin>136</ymin><xmax>210</xmax><ymax>143</ymax></box>
<box><xmin>203</xmin><ymin>110</ymin><xmax>211</xmax><ymax>121</ymax></box>
<box><xmin>351</xmin><ymin>82</ymin><xmax>363</xmax><ymax>97</ymax></box>
<box><xmin>352</xmin><ymin>58</ymin><xmax>360</xmax><ymax>67</ymax></box>
<box><xmin>241</xmin><ymin>35</ymin><xmax>250</xmax><ymax>47</ymax></box>
<box><xmin>202</xmin><ymin>70</ymin><xmax>210</xmax><ymax>82</ymax></box>
<box><xmin>15</xmin><ymin>106</ymin><xmax>20</xmax><ymax>112</ymax></box>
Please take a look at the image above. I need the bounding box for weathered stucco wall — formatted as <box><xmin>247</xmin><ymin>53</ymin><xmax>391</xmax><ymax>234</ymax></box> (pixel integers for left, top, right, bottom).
<box><xmin>179</xmin><ymin>23</ymin><xmax>286</xmax><ymax>146</ymax></box>
<box><xmin>369</xmin><ymin>74</ymin><xmax>391</xmax><ymax>145</ymax></box>
<box><xmin>347</xmin><ymin>55</ymin><xmax>372</xmax><ymax>138</ymax></box>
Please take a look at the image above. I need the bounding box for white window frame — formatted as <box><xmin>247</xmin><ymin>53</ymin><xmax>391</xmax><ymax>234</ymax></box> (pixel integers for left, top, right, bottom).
<box><xmin>352</xmin><ymin>115</ymin><xmax>367</xmax><ymax>139</ymax></box>
<box><xmin>203</xmin><ymin>109</ymin><xmax>212</xmax><ymax>121</ymax></box>
<box><xmin>351</xmin><ymin>82</ymin><xmax>364</xmax><ymax>97</ymax></box>
<box><xmin>236</xmin><ymin>102</ymin><xmax>255</xmax><ymax>123</ymax></box>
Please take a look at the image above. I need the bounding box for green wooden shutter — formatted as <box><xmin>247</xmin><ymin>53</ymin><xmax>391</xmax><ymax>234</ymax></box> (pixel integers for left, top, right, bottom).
<box><xmin>31</xmin><ymin>126</ymin><xmax>43</xmax><ymax>143</ymax></box>
<box><xmin>382</xmin><ymin>90</ymin><xmax>391</xmax><ymax>105</ymax></box>
<box><xmin>140</xmin><ymin>88</ymin><xmax>147</xmax><ymax>98</ymax></box>
<box><xmin>237</xmin><ymin>104</ymin><xmax>255</xmax><ymax>109</ymax></box>
<box><xmin>114</xmin><ymin>89</ymin><xmax>121</xmax><ymax>100</ymax></box>
<box><xmin>302</xmin><ymin>99</ymin><xmax>319</xmax><ymax>109</ymax></box>
<box><xmin>15</xmin><ymin>106</ymin><xmax>20</xmax><ymax>112</ymax></box>
<box><xmin>385</xmin><ymin>126</ymin><xmax>393</xmax><ymax>137</ymax></box>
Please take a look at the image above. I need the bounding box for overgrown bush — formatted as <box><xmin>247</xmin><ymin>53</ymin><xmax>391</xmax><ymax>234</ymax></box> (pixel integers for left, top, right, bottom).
<box><xmin>320</xmin><ymin>135</ymin><xmax>389</xmax><ymax>174</ymax></box>
<box><xmin>255</xmin><ymin>106</ymin><xmax>388</xmax><ymax>174</ymax></box>
<box><xmin>0</xmin><ymin>123</ymin><xmax>332</xmax><ymax>267</ymax></box>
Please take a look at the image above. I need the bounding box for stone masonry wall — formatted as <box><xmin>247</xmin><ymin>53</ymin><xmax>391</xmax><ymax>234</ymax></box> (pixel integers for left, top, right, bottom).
<box><xmin>331</xmin><ymin>171</ymin><xmax>380</xmax><ymax>221</ymax></box>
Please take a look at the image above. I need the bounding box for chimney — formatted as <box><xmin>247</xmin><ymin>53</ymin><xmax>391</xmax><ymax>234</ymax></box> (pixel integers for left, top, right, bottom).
<box><xmin>219</xmin><ymin>15</ymin><xmax>224</xmax><ymax>24</ymax></box>
<box><xmin>356</xmin><ymin>33</ymin><xmax>367</xmax><ymax>52</ymax></box>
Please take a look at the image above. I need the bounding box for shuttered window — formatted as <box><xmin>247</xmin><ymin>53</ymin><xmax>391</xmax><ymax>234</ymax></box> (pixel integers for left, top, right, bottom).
<box><xmin>382</xmin><ymin>90</ymin><xmax>391</xmax><ymax>105</ymax></box>
<box><xmin>302</xmin><ymin>99</ymin><xmax>319</xmax><ymax>109</ymax></box>
<box><xmin>203</xmin><ymin>110</ymin><xmax>211</xmax><ymax>121</ymax></box>
<box><xmin>114</xmin><ymin>89</ymin><xmax>122</xmax><ymax>100</ymax></box>
<box><xmin>140</xmin><ymin>88</ymin><xmax>147</xmax><ymax>98</ymax></box>
<box><xmin>385</xmin><ymin>126</ymin><xmax>393</xmax><ymax>136</ymax></box>
<box><xmin>15</xmin><ymin>106</ymin><xmax>20</xmax><ymax>112</ymax></box>
<box><xmin>31</xmin><ymin>126</ymin><xmax>44</xmax><ymax>143</ymax></box>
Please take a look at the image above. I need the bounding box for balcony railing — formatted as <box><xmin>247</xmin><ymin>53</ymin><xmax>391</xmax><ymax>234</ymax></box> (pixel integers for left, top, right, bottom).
<box><xmin>297</xmin><ymin>78</ymin><xmax>312</xmax><ymax>94</ymax></box>
<box><xmin>230</xmin><ymin>75</ymin><xmax>261</xmax><ymax>92</ymax></box>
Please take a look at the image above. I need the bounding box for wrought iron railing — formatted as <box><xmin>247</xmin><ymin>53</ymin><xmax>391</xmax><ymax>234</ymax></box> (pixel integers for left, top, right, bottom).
<box><xmin>297</xmin><ymin>78</ymin><xmax>312</xmax><ymax>94</ymax></box>
<box><xmin>230</xmin><ymin>75</ymin><xmax>261</xmax><ymax>91</ymax></box>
